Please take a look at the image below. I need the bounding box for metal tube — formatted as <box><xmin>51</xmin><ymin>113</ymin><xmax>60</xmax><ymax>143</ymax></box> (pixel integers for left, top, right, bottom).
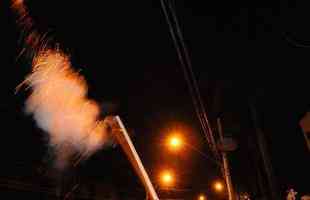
<box><xmin>114</xmin><ymin>116</ymin><xmax>159</xmax><ymax>200</ymax></box>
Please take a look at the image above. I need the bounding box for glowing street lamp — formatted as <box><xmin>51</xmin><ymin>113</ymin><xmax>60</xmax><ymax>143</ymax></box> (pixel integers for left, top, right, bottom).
<box><xmin>170</xmin><ymin>137</ymin><xmax>181</xmax><ymax>147</ymax></box>
<box><xmin>214</xmin><ymin>181</ymin><xmax>224</xmax><ymax>192</ymax></box>
<box><xmin>167</xmin><ymin>134</ymin><xmax>183</xmax><ymax>151</ymax></box>
<box><xmin>198</xmin><ymin>194</ymin><xmax>206</xmax><ymax>200</ymax></box>
<box><xmin>160</xmin><ymin>170</ymin><xmax>174</xmax><ymax>186</ymax></box>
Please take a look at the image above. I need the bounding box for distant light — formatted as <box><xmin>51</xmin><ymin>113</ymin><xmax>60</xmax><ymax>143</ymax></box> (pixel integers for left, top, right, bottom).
<box><xmin>198</xmin><ymin>194</ymin><xmax>206</xmax><ymax>200</ymax></box>
<box><xmin>160</xmin><ymin>171</ymin><xmax>174</xmax><ymax>186</ymax></box>
<box><xmin>167</xmin><ymin>134</ymin><xmax>183</xmax><ymax>151</ymax></box>
<box><xmin>214</xmin><ymin>181</ymin><xmax>224</xmax><ymax>192</ymax></box>
<box><xmin>170</xmin><ymin>137</ymin><xmax>181</xmax><ymax>147</ymax></box>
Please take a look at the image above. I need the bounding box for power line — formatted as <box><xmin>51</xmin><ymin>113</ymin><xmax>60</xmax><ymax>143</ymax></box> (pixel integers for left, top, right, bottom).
<box><xmin>166</xmin><ymin>0</ymin><xmax>219</xmax><ymax>159</ymax></box>
<box><xmin>159</xmin><ymin>0</ymin><xmax>220</xmax><ymax>162</ymax></box>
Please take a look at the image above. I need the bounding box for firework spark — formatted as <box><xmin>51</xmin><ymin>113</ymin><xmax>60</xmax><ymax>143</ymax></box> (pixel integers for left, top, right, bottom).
<box><xmin>11</xmin><ymin>0</ymin><xmax>110</xmax><ymax>169</ymax></box>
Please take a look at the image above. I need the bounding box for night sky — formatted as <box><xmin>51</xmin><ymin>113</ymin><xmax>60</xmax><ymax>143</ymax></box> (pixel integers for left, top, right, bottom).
<box><xmin>0</xmin><ymin>0</ymin><xmax>309</xmax><ymax>199</ymax></box>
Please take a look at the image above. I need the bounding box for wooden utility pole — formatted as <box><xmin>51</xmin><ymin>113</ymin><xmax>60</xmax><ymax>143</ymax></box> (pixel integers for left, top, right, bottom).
<box><xmin>217</xmin><ymin>117</ymin><xmax>235</xmax><ymax>200</ymax></box>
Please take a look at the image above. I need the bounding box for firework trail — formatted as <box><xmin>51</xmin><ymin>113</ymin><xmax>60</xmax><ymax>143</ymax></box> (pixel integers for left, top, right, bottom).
<box><xmin>11</xmin><ymin>0</ymin><xmax>110</xmax><ymax>169</ymax></box>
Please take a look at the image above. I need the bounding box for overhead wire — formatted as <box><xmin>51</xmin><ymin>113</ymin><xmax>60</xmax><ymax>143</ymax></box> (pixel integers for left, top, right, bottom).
<box><xmin>166</xmin><ymin>1</ymin><xmax>219</xmax><ymax>159</ymax></box>
<box><xmin>159</xmin><ymin>0</ymin><xmax>221</xmax><ymax>163</ymax></box>
<box><xmin>158</xmin><ymin>0</ymin><xmax>208</xmax><ymax>149</ymax></box>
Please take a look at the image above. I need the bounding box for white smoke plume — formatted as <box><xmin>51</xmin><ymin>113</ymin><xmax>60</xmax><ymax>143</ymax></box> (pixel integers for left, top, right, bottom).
<box><xmin>11</xmin><ymin>0</ymin><xmax>110</xmax><ymax>169</ymax></box>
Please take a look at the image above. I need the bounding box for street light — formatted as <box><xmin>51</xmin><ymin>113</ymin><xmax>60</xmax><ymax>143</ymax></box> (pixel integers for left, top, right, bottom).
<box><xmin>170</xmin><ymin>136</ymin><xmax>181</xmax><ymax>147</ymax></box>
<box><xmin>167</xmin><ymin>134</ymin><xmax>183</xmax><ymax>151</ymax></box>
<box><xmin>214</xmin><ymin>181</ymin><xmax>224</xmax><ymax>192</ymax></box>
<box><xmin>198</xmin><ymin>194</ymin><xmax>206</xmax><ymax>200</ymax></box>
<box><xmin>160</xmin><ymin>170</ymin><xmax>174</xmax><ymax>186</ymax></box>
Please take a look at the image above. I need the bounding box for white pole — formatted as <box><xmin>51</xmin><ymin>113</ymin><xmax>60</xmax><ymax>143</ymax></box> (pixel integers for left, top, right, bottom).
<box><xmin>115</xmin><ymin>116</ymin><xmax>159</xmax><ymax>200</ymax></box>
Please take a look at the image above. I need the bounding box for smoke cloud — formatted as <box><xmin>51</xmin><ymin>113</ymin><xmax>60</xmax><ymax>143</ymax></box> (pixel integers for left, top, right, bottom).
<box><xmin>11</xmin><ymin>0</ymin><xmax>110</xmax><ymax>169</ymax></box>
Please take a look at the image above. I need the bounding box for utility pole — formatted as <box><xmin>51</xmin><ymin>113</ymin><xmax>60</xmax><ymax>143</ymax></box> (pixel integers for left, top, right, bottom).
<box><xmin>217</xmin><ymin>117</ymin><xmax>235</xmax><ymax>200</ymax></box>
<box><xmin>249</xmin><ymin>102</ymin><xmax>279</xmax><ymax>200</ymax></box>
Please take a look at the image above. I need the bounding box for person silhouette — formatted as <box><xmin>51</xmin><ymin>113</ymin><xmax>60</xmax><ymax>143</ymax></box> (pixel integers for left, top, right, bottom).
<box><xmin>287</xmin><ymin>188</ymin><xmax>298</xmax><ymax>200</ymax></box>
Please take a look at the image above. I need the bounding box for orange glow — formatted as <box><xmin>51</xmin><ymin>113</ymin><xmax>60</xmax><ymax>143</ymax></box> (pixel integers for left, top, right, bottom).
<box><xmin>214</xmin><ymin>181</ymin><xmax>224</xmax><ymax>192</ymax></box>
<box><xmin>160</xmin><ymin>171</ymin><xmax>174</xmax><ymax>186</ymax></box>
<box><xmin>170</xmin><ymin>136</ymin><xmax>181</xmax><ymax>147</ymax></box>
<box><xmin>167</xmin><ymin>134</ymin><xmax>183</xmax><ymax>151</ymax></box>
<box><xmin>198</xmin><ymin>194</ymin><xmax>206</xmax><ymax>200</ymax></box>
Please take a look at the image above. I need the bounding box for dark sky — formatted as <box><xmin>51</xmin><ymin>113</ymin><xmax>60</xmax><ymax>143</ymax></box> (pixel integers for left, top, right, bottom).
<box><xmin>0</xmin><ymin>0</ymin><xmax>309</xmax><ymax>199</ymax></box>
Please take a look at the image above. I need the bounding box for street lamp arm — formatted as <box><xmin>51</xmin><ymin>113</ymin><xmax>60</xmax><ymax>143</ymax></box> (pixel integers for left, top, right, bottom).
<box><xmin>184</xmin><ymin>142</ymin><xmax>222</xmax><ymax>167</ymax></box>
